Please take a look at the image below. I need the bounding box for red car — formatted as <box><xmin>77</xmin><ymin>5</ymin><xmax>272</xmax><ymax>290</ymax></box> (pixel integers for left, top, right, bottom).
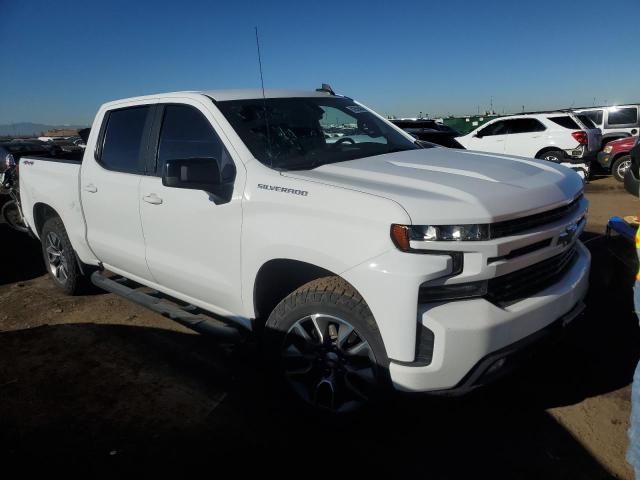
<box><xmin>598</xmin><ymin>136</ymin><xmax>637</xmax><ymax>182</ymax></box>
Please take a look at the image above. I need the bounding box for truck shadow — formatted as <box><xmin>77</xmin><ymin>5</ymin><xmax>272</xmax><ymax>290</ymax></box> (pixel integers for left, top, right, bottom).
<box><xmin>0</xmin><ymin>202</ymin><xmax>636</xmax><ymax>476</ymax></box>
<box><xmin>488</xmin><ymin>233</ymin><xmax>640</xmax><ymax>409</ymax></box>
<box><xmin>0</xmin><ymin>223</ymin><xmax>46</xmax><ymax>285</ymax></box>
<box><xmin>0</xmin><ymin>322</ymin><xmax>617</xmax><ymax>478</ymax></box>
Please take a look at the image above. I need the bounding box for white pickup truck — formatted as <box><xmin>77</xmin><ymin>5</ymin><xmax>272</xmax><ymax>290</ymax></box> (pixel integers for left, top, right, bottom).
<box><xmin>19</xmin><ymin>88</ymin><xmax>590</xmax><ymax>412</ymax></box>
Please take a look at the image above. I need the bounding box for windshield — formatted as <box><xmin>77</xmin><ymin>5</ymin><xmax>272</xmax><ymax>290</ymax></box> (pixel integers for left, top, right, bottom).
<box><xmin>216</xmin><ymin>97</ymin><xmax>418</xmax><ymax>170</ymax></box>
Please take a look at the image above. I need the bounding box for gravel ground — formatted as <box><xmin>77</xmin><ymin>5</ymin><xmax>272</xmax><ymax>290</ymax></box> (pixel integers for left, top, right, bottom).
<box><xmin>0</xmin><ymin>174</ymin><xmax>637</xmax><ymax>477</ymax></box>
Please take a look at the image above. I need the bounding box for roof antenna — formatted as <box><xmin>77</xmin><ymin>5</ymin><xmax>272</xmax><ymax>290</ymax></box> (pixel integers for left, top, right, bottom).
<box><xmin>255</xmin><ymin>26</ymin><xmax>273</xmax><ymax>166</ymax></box>
<box><xmin>316</xmin><ymin>83</ymin><xmax>335</xmax><ymax>95</ymax></box>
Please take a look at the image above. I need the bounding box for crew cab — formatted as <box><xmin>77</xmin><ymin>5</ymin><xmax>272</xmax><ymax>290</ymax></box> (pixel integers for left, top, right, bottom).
<box><xmin>18</xmin><ymin>89</ymin><xmax>591</xmax><ymax>412</ymax></box>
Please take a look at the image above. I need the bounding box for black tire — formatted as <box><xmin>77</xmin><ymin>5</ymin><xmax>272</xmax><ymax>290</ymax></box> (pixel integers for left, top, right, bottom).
<box><xmin>536</xmin><ymin>149</ymin><xmax>565</xmax><ymax>163</ymax></box>
<box><xmin>264</xmin><ymin>276</ymin><xmax>390</xmax><ymax>413</ymax></box>
<box><xmin>612</xmin><ymin>155</ymin><xmax>632</xmax><ymax>182</ymax></box>
<box><xmin>40</xmin><ymin>216</ymin><xmax>84</xmax><ymax>295</ymax></box>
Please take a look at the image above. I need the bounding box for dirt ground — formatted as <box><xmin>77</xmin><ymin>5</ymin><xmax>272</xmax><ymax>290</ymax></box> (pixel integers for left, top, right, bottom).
<box><xmin>0</xmin><ymin>174</ymin><xmax>638</xmax><ymax>477</ymax></box>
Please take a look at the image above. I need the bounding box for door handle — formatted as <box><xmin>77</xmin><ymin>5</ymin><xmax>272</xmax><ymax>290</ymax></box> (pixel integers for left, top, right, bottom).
<box><xmin>143</xmin><ymin>193</ymin><xmax>163</xmax><ymax>205</ymax></box>
<box><xmin>83</xmin><ymin>184</ymin><xmax>97</xmax><ymax>193</ymax></box>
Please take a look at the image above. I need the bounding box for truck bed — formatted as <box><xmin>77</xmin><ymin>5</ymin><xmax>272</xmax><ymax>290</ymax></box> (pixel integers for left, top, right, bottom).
<box><xmin>19</xmin><ymin>155</ymin><xmax>95</xmax><ymax>264</ymax></box>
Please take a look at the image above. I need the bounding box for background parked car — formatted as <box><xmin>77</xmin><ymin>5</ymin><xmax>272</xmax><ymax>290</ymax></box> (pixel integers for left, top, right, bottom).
<box><xmin>456</xmin><ymin>112</ymin><xmax>601</xmax><ymax>163</ymax></box>
<box><xmin>574</xmin><ymin>104</ymin><xmax>639</xmax><ymax>145</ymax></box>
<box><xmin>390</xmin><ymin>119</ymin><xmax>464</xmax><ymax>148</ymax></box>
<box><xmin>0</xmin><ymin>140</ymin><xmax>61</xmax><ymax>159</ymax></box>
<box><xmin>598</xmin><ymin>136</ymin><xmax>637</xmax><ymax>181</ymax></box>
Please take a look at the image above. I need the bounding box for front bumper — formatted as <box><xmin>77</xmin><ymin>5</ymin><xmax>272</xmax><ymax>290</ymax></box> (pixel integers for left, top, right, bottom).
<box><xmin>389</xmin><ymin>241</ymin><xmax>590</xmax><ymax>392</ymax></box>
<box><xmin>597</xmin><ymin>151</ymin><xmax>612</xmax><ymax>169</ymax></box>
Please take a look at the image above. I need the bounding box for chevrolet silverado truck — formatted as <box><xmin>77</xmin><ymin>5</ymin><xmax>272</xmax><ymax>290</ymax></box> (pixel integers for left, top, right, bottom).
<box><xmin>18</xmin><ymin>88</ymin><xmax>591</xmax><ymax>412</ymax></box>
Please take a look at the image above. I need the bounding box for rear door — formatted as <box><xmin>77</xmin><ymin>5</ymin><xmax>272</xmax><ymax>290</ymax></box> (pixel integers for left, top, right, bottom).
<box><xmin>138</xmin><ymin>100</ymin><xmax>245</xmax><ymax>316</ymax></box>
<box><xmin>80</xmin><ymin>104</ymin><xmax>155</xmax><ymax>281</ymax></box>
<box><xmin>459</xmin><ymin>120</ymin><xmax>508</xmax><ymax>153</ymax></box>
<box><xmin>502</xmin><ymin>118</ymin><xmax>546</xmax><ymax>157</ymax></box>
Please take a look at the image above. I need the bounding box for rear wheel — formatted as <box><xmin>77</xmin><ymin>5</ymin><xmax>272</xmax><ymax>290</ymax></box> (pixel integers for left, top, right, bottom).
<box><xmin>41</xmin><ymin>217</ymin><xmax>84</xmax><ymax>295</ymax></box>
<box><xmin>612</xmin><ymin>155</ymin><xmax>631</xmax><ymax>182</ymax></box>
<box><xmin>536</xmin><ymin>149</ymin><xmax>565</xmax><ymax>163</ymax></box>
<box><xmin>264</xmin><ymin>276</ymin><xmax>389</xmax><ymax>413</ymax></box>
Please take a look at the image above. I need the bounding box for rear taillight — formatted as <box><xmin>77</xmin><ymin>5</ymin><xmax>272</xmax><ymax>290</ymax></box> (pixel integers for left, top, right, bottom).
<box><xmin>571</xmin><ymin>131</ymin><xmax>588</xmax><ymax>145</ymax></box>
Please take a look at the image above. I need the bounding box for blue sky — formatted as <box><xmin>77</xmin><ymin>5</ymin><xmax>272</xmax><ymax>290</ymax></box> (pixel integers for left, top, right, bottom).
<box><xmin>2</xmin><ymin>0</ymin><xmax>639</xmax><ymax>125</ymax></box>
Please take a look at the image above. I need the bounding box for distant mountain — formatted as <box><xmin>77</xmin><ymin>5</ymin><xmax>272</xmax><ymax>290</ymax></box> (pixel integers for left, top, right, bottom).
<box><xmin>0</xmin><ymin>122</ymin><xmax>88</xmax><ymax>137</ymax></box>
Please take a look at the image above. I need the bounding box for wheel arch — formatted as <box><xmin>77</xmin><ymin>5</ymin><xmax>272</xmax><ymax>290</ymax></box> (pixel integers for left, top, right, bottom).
<box><xmin>611</xmin><ymin>151</ymin><xmax>631</xmax><ymax>163</ymax></box>
<box><xmin>252</xmin><ymin>258</ymin><xmax>357</xmax><ymax>325</ymax></box>
<box><xmin>535</xmin><ymin>146</ymin><xmax>565</xmax><ymax>159</ymax></box>
<box><xmin>32</xmin><ymin>202</ymin><xmax>62</xmax><ymax>237</ymax></box>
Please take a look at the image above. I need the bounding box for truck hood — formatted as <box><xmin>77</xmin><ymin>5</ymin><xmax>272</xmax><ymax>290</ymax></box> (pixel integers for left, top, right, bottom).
<box><xmin>283</xmin><ymin>148</ymin><xmax>583</xmax><ymax>224</ymax></box>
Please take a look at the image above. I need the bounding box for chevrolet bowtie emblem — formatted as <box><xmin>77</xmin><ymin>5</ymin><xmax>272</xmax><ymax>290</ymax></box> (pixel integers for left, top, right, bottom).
<box><xmin>559</xmin><ymin>223</ymin><xmax>578</xmax><ymax>247</ymax></box>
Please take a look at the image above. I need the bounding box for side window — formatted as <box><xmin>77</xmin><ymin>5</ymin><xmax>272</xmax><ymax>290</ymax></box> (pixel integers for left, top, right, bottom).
<box><xmin>549</xmin><ymin>116</ymin><xmax>580</xmax><ymax>129</ymax></box>
<box><xmin>477</xmin><ymin>120</ymin><xmax>506</xmax><ymax>137</ymax></box>
<box><xmin>607</xmin><ymin>107</ymin><xmax>638</xmax><ymax>127</ymax></box>
<box><xmin>581</xmin><ymin>110</ymin><xmax>603</xmax><ymax>126</ymax></box>
<box><xmin>100</xmin><ymin>106</ymin><xmax>151</xmax><ymax>173</ymax></box>
<box><xmin>575</xmin><ymin>114</ymin><xmax>596</xmax><ymax>129</ymax></box>
<box><xmin>504</xmin><ymin>119</ymin><xmax>546</xmax><ymax>134</ymax></box>
<box><xmin>157</xmin><ymin>104</ymin><xmax>234</xmax><ymax>179</ymax></box>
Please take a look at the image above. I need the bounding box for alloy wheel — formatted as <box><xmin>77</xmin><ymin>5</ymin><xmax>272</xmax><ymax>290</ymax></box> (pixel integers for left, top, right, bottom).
<box><xmin>617</xmin><ymin>159</ymin><xmax>631</xmax><ymax>179</ymax></box>
<box><xmin>282</xmin><ymin>313</ymin><xmax>378</xmax><ymax>413</ymax></box>
<box><xmin>46</xmin><ymin>231</ymin><xmax>70</xmax><ymax>283</ymax></box>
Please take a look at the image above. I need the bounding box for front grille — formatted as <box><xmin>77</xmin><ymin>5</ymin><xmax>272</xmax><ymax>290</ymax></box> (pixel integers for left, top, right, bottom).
<box><xmin>490</xmin><ymin>195</ymin><xmax>583</xmax><ymax>239</ymax></box>
<box><xmin>486</xmin><ymin>245</ymin><xmax>578</xmax><ymax>306</ymax></box>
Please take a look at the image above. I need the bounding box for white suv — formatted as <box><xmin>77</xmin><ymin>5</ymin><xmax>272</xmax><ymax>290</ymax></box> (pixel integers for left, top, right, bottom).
<box><xmin>457</xmin><ymin>113</ymin><xmax>602</xmax><ymax>166</ymax></box>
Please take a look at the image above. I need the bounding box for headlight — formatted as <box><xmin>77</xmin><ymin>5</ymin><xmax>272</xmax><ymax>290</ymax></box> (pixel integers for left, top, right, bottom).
<box><xmin>391</xmin><ymin>223</ymin><xmax>490</xmax><ymax>250</ymax></box>
<box><xmin>603</xmin><ymin>145</ymin><xmax>613</xmax><ymax>153</ymax></box>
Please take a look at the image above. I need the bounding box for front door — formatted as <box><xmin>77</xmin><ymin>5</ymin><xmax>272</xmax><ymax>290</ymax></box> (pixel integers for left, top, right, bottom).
<box><xmin>138</xmin><ymin>102</ymin><xmax>244</xmax><ymax>316</ymax></box>
<box><xmin>462</xmin><ymin>120</ymin><xmax>508</xmax><ymax>154</ymax></box>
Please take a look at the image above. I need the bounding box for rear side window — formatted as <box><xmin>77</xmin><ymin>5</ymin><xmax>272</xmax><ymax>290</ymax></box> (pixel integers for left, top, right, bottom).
<box><xmin>156</xmin><ymin>104</ymin><xmax>234</xmax><ymax>177</ymax></box>
<box><xmin>581</xmin><ymin>110</ymin><xmax>603</xmax><ymax>125</ymax></box>
<box><xmin>100</xmin><ymin>106</ymin><xmax>150</xmax><ymax>173</ymax></box>
<box><xmin>503</xmin><ymin>118</ymin><xmax>546</xmax><ymax>134</ymax></box>
<box><xmin>575</xmin><ymin>114</ymin><xmax>596</xmax><ymax>129</ymax></box>
<box><xmin>549</xmin><ymin>116</ymin><xmax>580</xmax><ymax>129</ymax></box>
<box><xmin>607</xmin><ymin>107</ymin><xmax>638</xmax><ymax>126</ymax></box>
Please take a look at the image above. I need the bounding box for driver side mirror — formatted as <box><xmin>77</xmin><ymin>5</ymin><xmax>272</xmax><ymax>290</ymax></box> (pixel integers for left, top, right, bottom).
<box><xmin>163</xmin><ymin>158</ymin><xmax>235</xmax><ymax>201</ymax></box>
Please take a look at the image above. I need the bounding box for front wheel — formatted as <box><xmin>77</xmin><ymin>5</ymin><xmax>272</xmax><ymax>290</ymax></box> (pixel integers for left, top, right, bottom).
<box><xmin>40</xmin><ymin>216</ymin><xmax>84</xmax><ymax>294</ymax></box>
<box><xmin>1</xmin><ymin>200</ymin><xmax>29</xmax><ymax>233</ymax></box>
<box><xmin>612</xmin><ymin>155</ymin><xmax>632</xmax><ymax>182</ymax></box>
<box><xmin>264</xmin><ymin>277</ymin><xmax>389</xmax><ymax>413</ymax></box>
